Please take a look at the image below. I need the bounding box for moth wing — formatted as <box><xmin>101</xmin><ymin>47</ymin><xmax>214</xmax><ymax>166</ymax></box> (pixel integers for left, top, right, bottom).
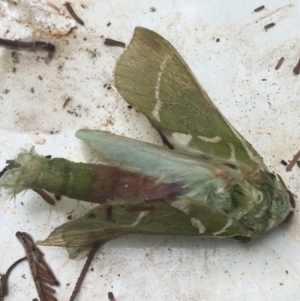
<box><xmin>76</xmin><ymin>129</ymin><xmax>218</xmax><ymax>186</ymax></box>
<box><xmin>114</xmin><ymin>27</ymin><xmax>265</xmax><ymax>169</ymax></box>
<box><xmin>76</xmin><ymin>129</ymin><xmax>208</xmax><ymax>171</ymax></box>
<box><xmin>38</xmin><ymin>200</ymin><xmax>250</xmax><ymax>248</ymax></box>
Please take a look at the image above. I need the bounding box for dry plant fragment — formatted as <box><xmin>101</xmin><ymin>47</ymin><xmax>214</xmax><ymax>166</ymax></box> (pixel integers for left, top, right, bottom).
<box><xmin>63</xmin><ymin>97</ymin><xmax>72</xmax><ymax>108</ymax></box>
<box><xmin>104</xmin><ymin>39</ymin><xmax>126</xmax><ymax>48</ymax></box>
<box><xmin>264</xmin><ymin>23</ymin><xmax>275</xmax><ymax>30</ymax></box>
<box><xmin>0</xmin><ymin>39</ymin><xmax>55</xmax><ymax>52</ymax></box>
<box><xmin>293</xmin><ymin>59</ymin><xmax>300</xmax><ymax>75</ymax></box>
<box><xmin>0</xmin><ymin>257</ymin><xmax>27</xmax><ymax>300</ymax></box>
<box><xmin>108</xmin><ymin>291</ymin><xmax>116</xmax><ymax>300</ymax></box>
<box><xmin>65</xmin><ymin>2</ymin><xmax>84</xmax><ymax>26</ymax></box>
<box><xmin>286</xmin><ymin>150</ymin><xmax>300</xmax><ymax>171</ymax></box>
<box><xmin>254</xmin><ymin>5</ymin><xmax>265</xmax><ymax>12</ymax></box>
<box><xmin>16</xmin><ymin>232</ymin><xmax>59</xmax><ymax>301</ymax></box>
<box><xmin>275</xmin><ymin>57</ymin><xmax>284</xmax><ymax>70</ymax></box>
<box><xmin>69</xmin><ymin>244</ymin><xmax>102</xmax><ymax>301</ymax></box>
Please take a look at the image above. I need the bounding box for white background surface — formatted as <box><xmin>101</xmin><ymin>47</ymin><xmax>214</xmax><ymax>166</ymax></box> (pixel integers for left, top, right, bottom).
<box><xmin>0</xmin><ymin>0</ymin><xmax>299</xmax><ymax>300</ymax></box>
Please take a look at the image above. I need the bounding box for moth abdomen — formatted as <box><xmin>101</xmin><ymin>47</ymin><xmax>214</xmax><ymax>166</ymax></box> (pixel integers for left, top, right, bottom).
<box><xmin>89</xmin><ymin>165</ymin><xmax>183</xmax><ymax>203</ymax></box>
<box><xmin>4</xmin><ymin>148</ymin><xmax>183</xmax><ymax>204</ymax></box>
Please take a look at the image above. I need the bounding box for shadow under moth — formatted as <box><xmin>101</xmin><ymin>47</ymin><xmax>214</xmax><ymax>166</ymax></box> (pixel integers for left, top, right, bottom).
<box><xmin>2</xmin><ymin>27</ymin><xmax>295</xmax><ymax>249</ymax></box>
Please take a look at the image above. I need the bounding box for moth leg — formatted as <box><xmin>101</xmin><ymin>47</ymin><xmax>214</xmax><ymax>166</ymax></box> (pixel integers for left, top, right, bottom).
<box><xmin>104</xmin><ymin>205</ymin><xmax>113</xmax><ymax>222</ymax></box>
<box><xmin>281</xmin><ymin>211</ymin><xmax>294</xmax><ymax>224</ymax></box>
<box><xmin>0</xmin><ymin>166</ymin><xmax>8</xmax><ymax>178</ymax></box>
<box><xmin>148</xmin><ymin>119</ymin><xmax>174</xmax><ymax>149</ymax></box>
<box><xmin>33</xmin><ymin>189</ymin><xmax>56</xmax><ymax>205</ymax></box>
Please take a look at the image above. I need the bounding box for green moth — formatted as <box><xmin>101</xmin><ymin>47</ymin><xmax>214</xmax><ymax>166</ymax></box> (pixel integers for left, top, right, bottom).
<box><xmin>3</xmin><ymin>27</ymin><xmax>294</xmax><ymax>248</ymax></box>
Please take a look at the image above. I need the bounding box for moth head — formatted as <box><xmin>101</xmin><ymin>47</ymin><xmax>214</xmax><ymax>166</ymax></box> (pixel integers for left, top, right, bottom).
<box><xmin>3</xmin><ymin>148</ymin><xmax>49</xmax><ymax>198</ymax></box>
<box><xmin>238</xmin><ymin>172</ymin><xmax>295</xmax><ymax>236</ymax></box>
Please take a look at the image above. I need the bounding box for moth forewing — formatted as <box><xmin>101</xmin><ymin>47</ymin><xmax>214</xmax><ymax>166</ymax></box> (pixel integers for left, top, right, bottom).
<box><xmin>114</xmin><ymin>27</ymin><xmax>265</xmax><ymax>169</ymax></box>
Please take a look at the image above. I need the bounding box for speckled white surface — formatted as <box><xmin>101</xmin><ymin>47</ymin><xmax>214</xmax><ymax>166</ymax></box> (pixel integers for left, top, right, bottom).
<box><xmin>0</xmin><ymin>0</ymin><xmax>299</xmax><ymax>300</ymax></box>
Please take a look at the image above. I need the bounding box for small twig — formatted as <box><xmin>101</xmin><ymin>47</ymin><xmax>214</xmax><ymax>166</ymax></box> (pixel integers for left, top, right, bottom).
<box><xmin>104</xmin><ymin>38</ymin><xmax>126</xmax><ymax>48</ymax></box>
<box><xmin>293</xmin><ymin>59</ymin><xmax>300</xmax><ymax>75</ymax></box>
<box><xmin>0</xmin><ymin>257</ymin><xmax>27</xmax><ymax>300</ymax></box>
<box><xmin>33</xmin><ymin>189</ymin><xmax>55</xmax><ymax>205</ymax></box>
<box><xmin>0</xmin><ymin>38</ymin><xmax>55</xmax><ymax>64</ymax></box>
<box><xmin>264</xmin><ymin>23</ymin><xmax>275</xmax><ymax>30</ymax></box>
<box><xmin>0</xmin><ymin>39</ymin><xmax>55</xmax><ymax>52</ymax></box>
<box><xmin>108</xmin><ymin>292</ymin><xmax>116</xmax><ymax>301</ymax></box>
<box><xmin>69</xmin><ymin>244</ymin><xmax>101</xmax><ymax>301</ymax></box>
<box><xmin>254</xmin><ymin>5</ymin><xmax>265</xmax><ymax>12</ymax></box>
<box><xmin>275</xmin><ymin>57</ymin><xmax>284</xmax><ymax>70</ymax></box>
<box><xmin>63</xmin><ymin>97</ymin><xmax>72</xmax><ymax>108</ymax></box>
<box><xmin>16</xmin><ymin>232</ymin><xmax>59</xmax><ymax>301</ymax></box>
<box><xmin>286</xmin><ymin>150</ymin><xmax>300</xmax><ymax>171</ymax></box>
<box><xmin>65</xmin><ymin>2</ymin><xmax>84</xmax><ymax>26</ymax></box>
